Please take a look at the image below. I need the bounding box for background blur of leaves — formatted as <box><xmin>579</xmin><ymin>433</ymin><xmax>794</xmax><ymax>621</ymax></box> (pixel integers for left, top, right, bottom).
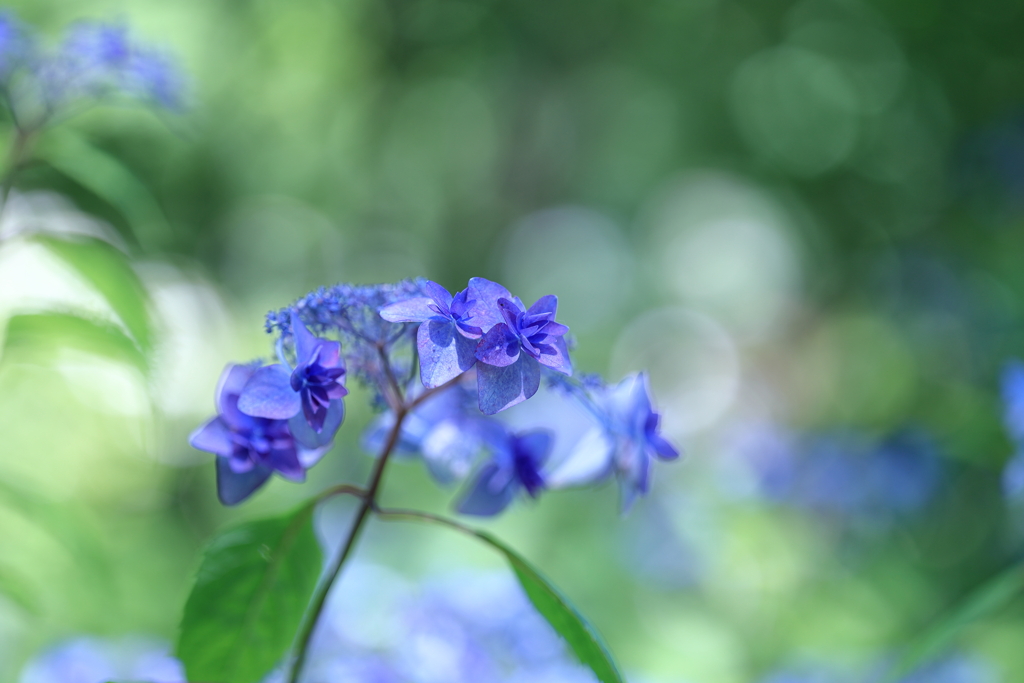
<box><xmin>2</xmin><ymin>0</ymin><xmax>1024</xmax><ymax>680</ymax></box>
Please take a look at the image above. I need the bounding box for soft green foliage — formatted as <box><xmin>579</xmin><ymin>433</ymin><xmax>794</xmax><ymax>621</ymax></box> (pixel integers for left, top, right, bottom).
<box><xmin>476</xmin><ymin>530</ymin><xmax>625</xmax><ymax>683</ymax></box>
<box><xmin>888</xmin><ymin>563</ymin><xmax>1024</xmax><ymax>681</ymax></box>
<box><xmin>1</xmin><ymin>312</ymin><xmax>148</xmax><ymax>374</ymax></box>
<box><xmin>176</xmin><ymin>505</ymin><xmax>323</xmax><ymax>683</ymax></box>
<box><xmin>36</xmin><ymin>235</ymin><xmax>153</xmax><ymax>356</ymax></box>
<box><xmin>36</xmin><ymin>130</ymin><xmax>174</xmax><ymax>251</ymax></box>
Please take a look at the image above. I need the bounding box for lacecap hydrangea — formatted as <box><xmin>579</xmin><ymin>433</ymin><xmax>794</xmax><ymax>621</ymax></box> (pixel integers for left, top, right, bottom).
<box><xmin>191</xmin><ymin>278</ymin><xmax>679</xmax><ymax>514</ymax></box>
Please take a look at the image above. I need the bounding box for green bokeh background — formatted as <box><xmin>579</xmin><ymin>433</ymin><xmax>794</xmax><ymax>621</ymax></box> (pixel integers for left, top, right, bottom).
<box><xmin>2</xmin><ymin>0</ymin><xmax>1024</xmax><ymax>680</ymax></box>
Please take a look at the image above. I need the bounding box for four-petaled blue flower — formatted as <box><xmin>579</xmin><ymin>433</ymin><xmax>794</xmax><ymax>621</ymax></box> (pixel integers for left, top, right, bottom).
<box><xmin>189</xmin><ymin>363</ymin><xmax>334</xmax><ymax>505</ymax></box>
<box><xmin>475</xmin><ymin>295</ymin><xmax>571</xmax><ymax>415</ymax></box>
<box><xmin>238</xmin><ymin>311</ymin><xmax>347</xmax><ymax>434</ymax></box>
<box><xmin>379</xmin><ymin>278</ymin><xmax>507</xmax><ymax>388</ymax></box>
<box><xmin>549</xmin><ymin>372</ymin><xmax>678</xmax><ymax>512</ymax></box>
<box><xmin>458</xmin><ymin>429</ymin><xmax>552</xmax><ymax>516</ymax></box>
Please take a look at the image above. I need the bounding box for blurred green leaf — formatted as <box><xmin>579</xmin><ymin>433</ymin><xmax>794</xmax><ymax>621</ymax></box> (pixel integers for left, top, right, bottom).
<box><xmin>35</xmin><ymin>235</ymin><xmax>153</xmax><ymax>355</ymax></box>
<box><xmin>888</xmin><ymin>563</ymin><xmax>1024</xmax><ymax>681</ymax></box>
<box><xmin>34</xmin><ymin>130</ymin><xmax>172</xmax><ymax>251</ymax></box>
<box><xmin>0</xmin><ymin>563</ymin><xmax>39</xmax><ymax>615</ymax></box>
<box><xmin>1</xmin><ymin>312</ymin><xmax>147</xmax><ymax>375</ymax></box>
<box><xmin>176</xmin><ymin>505</ymin><xmax>323</xmax><ymax>683</ymax></box>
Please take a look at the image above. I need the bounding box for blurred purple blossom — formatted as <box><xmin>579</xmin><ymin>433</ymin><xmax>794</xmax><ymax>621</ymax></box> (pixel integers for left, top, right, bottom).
<box><xmin>302</xmin><ymin>564</ymin><xmax>596</xmax><ymax>683</ymax></box>
<box><xmin>19</xmin><ymin>636</ymin><xmax>183</xmax><ymax>683</ymax></box>
<box><xmin>458</xmin><ymin>429</ymin><xmax>552</xmax><ymax>516</ymax></box>
<box><xmin>548</xmin><ymin>372</ymin><xmax>679</xmax><ymax>512</ymax></box>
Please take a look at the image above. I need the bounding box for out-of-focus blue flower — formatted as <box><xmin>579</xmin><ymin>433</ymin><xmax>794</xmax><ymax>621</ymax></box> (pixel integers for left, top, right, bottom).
<box><xmin>362</xmin><ymin>379</ymin><xmax>492</xmax><ymax>484</ymax></box>
<box><xmin>19</xmin><ymin>636</ymin><xmax>183</xmax><ymax>683</ymax></box>
<box><xmin>43</xmin><ymin>21</ymin><xmax>184</xmax><ymax>112</ymax></box>
<box><xmin>379</xmin><ymin>279</ymin><xmax>501</xmax><ymax>388</ymax></box>
<box><xmin>304</xmin><ymin>563</ymin><xmax>595</xmax><ymax>683</ymax></box>
<box><xmin>549</xmin><ymin>372</ymin><xmax>679</xmax><ymax>512</ymax></box>
<box><xmin>458</xmin><ymin>429</ymin><xmax>552</xmax><ymax>516</ymax></box>
<box><xmin>896</xmin><ymin>653</ymin><xmax>1001</xmax><ymax>683</ymax></box>
<box><xmin>239</xmin><ymin>311</ymin><xmax>347</xmax><ymax>434</ymax></box>
<box><xmin>189</xmin><ymin>363</ymin><xmax>333</xmax><ymax>505</ymax></box>
<box><xmin>474</xmin><ymin>294</ymin><xmax>571</xmax><ymax>415</ymax></box>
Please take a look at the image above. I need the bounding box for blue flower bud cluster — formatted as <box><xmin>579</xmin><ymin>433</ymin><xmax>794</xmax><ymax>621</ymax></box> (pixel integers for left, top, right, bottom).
<box><xmin>0</xmin><ymin>12</ymin><xmax>183</xmax><ymax>131</ymax></box>
<box><xmin>193</xmin><ymin>278</ymin><xmax>679</xmax><ymax>512</ymax></box>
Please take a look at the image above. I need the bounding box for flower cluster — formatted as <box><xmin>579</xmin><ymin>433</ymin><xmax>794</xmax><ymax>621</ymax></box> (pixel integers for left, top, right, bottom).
<box><xmin>0</xmin><ymin>13</ymin><xmax>183</xmax><ymax>131</ymax></box>
<box><xmin>193</xmin><ymin>278</ymin><xmax>678</xmax><ymax>513</ymax></box>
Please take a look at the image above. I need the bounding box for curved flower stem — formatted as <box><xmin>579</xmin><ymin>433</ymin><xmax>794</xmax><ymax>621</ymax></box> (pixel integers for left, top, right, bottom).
<box><xmin>286</xmin><ymin>404</ymin><xmax>407</xmax><ymax>683</ymax></box>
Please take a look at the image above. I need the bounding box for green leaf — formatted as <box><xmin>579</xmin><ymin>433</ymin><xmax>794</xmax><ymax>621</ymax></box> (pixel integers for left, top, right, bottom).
<box><xmin>886</xmin><ymin>563</ymin><xmax>1024</xmax><ymax>681</ymax></box>
<box><xmin>35</xmin><ymin>130</ymin><xmax>173</xmax><ymax>251</ymax></box>
<box><xmin>35</xmin><ymin>235</ymin><xmax>153</xmax><ymax>355</ymax></box>
<box><xmin>176</xmin><ymin>505</ymin><xmax>324</xmax><ymax>683</ymax></box>
<box><xmin>1</xmin><ymin>312</ymin><xmax>147</xmax><ymax>375</ymax></box>
<box><xmin>475</xmin><ymin>530</ymin><xmax>625</xmax><ymax>683</ymax></box>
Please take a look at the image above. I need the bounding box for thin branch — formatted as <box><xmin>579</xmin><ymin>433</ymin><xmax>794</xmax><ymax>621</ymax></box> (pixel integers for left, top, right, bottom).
<box><xmin>286</xmin><ymin>404</ymin><xmax>407</xmax><ymax>683</ymax></box>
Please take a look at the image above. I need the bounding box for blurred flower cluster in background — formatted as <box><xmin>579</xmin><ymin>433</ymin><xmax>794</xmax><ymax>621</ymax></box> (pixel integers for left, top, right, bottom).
<box><xmin>3</xmin><ymin>0</ymin><xmax>1024</xmax><ymax>681</ymax></box>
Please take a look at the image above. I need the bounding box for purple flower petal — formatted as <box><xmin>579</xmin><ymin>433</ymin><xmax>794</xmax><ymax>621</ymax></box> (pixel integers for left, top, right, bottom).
<box><xmin>216</xmin><ymin>457</ymin><xmax>273</xmax><ymax>506</ymax></box>
<box><xmin>417</xmin><ymin>320</ymin><xmax>478</xmax><ymax>388</ymax></box>
<box><xmin>476</xmin><ymin>354</ymin><xmax>541</xmax><ymax>415</ymax></box>
<box><xmin>189</xmin><ymin>417</ymin><xmax>233</xmax><ymax>457</ymax></box>
<box><xmin>237</xmin><ymin>364</ymin><xmax>302</xmax><ymax>419</ymax></box>
<box><xmin>465</xmin><ymin>277</ymin><xmax>513</xmax><ymax>330</ymax></box>
<box><xmin>456</xmin><ymin>462</ymin><xmax>517</xmax><ymax>516</ymax></box>
<box><xmin>650</xmin><ymin>433</ymin><xmax>680</xmax><ymax>460</ymax></box>
<box><xmin>298</xmin><ymin>444</ymin><xmax>331</xmax><ymax>469</ymax></box>
<box><xmin>526</xmin><ymin>294</ymin><xmax>558</xmax><ymax>316</ymax></box>
<box><xmin>515</xmin><ymin>431</ymin><xmax>553</xmax><ymax>468</ymax></box>
<box><xmin>291</xmin><ymin>311</ymin><xmax>320</xmax><ymax>363</ymax></box>
<box><xmin>379</xmin><ymin>297</ymin><xmax>441</xmax><ymax>323</ymax></box>
<box><xmin>475</xmin><ymin>323</ymin><xmax>521</xmax><ymax>368</ymax></box>
<box><xmin>289</xmin><ymin>399</ymin><xmax>344</xmax><ymax>449</ymax></box>
<box><xmin>215</xmin><ymin>363</ymin><xmax>255</xmax><ymax>416</ymax></box>
<box><xmin>423</xmin><ymin>280</ymin><xmax>454</xmax><ymax>310</ymax></box>
<box><xmin>545</xmin><ymin>427</ymin><xmax>616</xmax><ymax>488</ymax></box>
<box><xmin>268</xmin><ymin>448</ymin><xmax>306</xmax><ymax>482</ymax></box>
<box><xmin>535</xmin><ymin>336</ymin><xmax>573</xmax><ymax>375</ymax></box>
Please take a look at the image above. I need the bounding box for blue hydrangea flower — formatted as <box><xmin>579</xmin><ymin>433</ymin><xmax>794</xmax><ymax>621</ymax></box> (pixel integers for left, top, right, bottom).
<box><xmin>49</xmin><ymin>22</ymin><xmax>184</xmax><ymax>108</ymax></box>
<box><xmin>189</xmin><ymin>363</ymin><xmax>333</xmax><ymax>505</ymax></box>
<box><xmin>239</xmin><ymin>311</ymin><xmax>347</xmax><ymax>434</ymax></box>
<box><xmin>19</xmin><ymin>636</ymin><xmax>184</xmax><ymax>683</ymax></box>
<box><xmin>548</xmin><ymin>372</ymin><xmax>678</xmax><ymax>512</ymax></box>
<box><xmin>474</xmin><ymin>294</ymin><xmax>571</xmax><ymax>415</ymax></box>
<box><xmin>458</xmin><ymin>429</ymin><xmax>552</xmax><ymax>516</ymax></box>
<box><xmin>362</xmin><ymin>380</ymin><xmax>494</xmax><ymax>484</ymax></box>
<box><xmin>379</xmin><ymin>279</ymin><xmax>504</xmax><ymax>388</ymax></box>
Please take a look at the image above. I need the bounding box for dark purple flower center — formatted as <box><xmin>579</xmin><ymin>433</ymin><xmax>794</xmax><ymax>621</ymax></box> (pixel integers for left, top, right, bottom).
<box><xmin>512</xmin><ymin>441</ymin><xmax>545</xmax><ymax>498</ymax></box>
<box><xmin>230</xmin><ymin>415</ymin><xmax>294</xmax><ymax>468</ymax></box>
<box><xmin>290</xmin><ymin>347</ymin><xmax>346</xmax><ymax>431</ymax></box>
